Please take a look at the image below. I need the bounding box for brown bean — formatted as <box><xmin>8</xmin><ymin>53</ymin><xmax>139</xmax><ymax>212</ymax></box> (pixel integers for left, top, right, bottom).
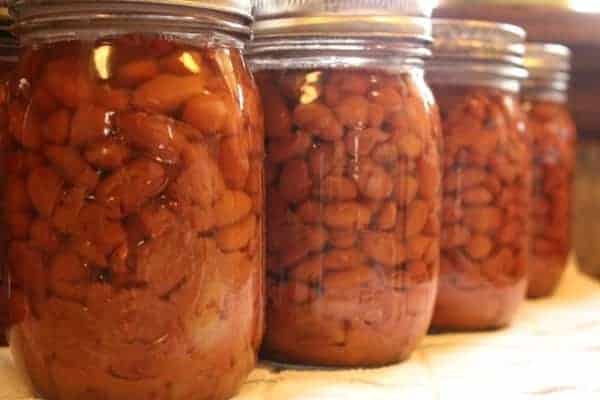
<box><xmin>268</xmin><ymin>131</ymin><xmax>312</xmax><ymax>163</ymax></box>
<box><xmin>394</xmin><ymin>175</ymin><xmax>419</xmax><ymax>205</ymax></box>
<box><xmin>93</xmin><ymin>85</ymin><xmax>131</xmax><ymax>111</ymax></box>
<box><xmin>463</xmin><ymin>206</ymin><xmax>503</xmax><ymax>234</ymax></box>
<box><xmin>70</xmin><ymin>105</ymin><xmax>110</xmax><ymax>146</ymax></box>
<box><xmin>42</xmin><ymin>57</ymin><xmax>93</xmax><ymax>108</ymax></box>
<box><xmin>45</xmin><ymin>145</ymin><xmax>99</xmax><ymax>189</ymax></box>
<box><xmin>405</xmin><ymin>200</ymin><xmax>430</xmax><ymax>237</ymax></box>
<box><xmin>216</xmin><ymin>214</ymin><xmax>257</xmax><ymax>252</ymax></box>
<box><xmin>96</xmin><ymin>159</ymin><xmax>167</xmax><ymax>217</ymax></box>
<box><xmin>334</xmin><ymin>96</ymin><xmax>369</xmax><ymax>128</ymax></box>
<box><xmin>182</xmin><ymin>93</ymin><xmax>231</xmax><ymax>135</ymax></box>
<box><xmin>293</xmin><ymin>103</ymin><xmax>343</xmax><ymax>141</ymax></box>
<box><xmin>360</xmin><ymin>231</ymin><xmax>406</xmax><ymax>266</ymax></box>
<box><xmin>396</xmin><ymin>134</ymin><xmax>423</xmax><ymax>158</ymax></box>
<box><xmin>329</xmin><ymin>229</ymin><xmax>357</xmax><ymax>249</ymax></box>
<box><xmin>444</xmin><ymin>167</ymin><xmax>487</xmax><ymax>192</ymax></box>
<box><xmin>132</xmin><ymin>74</ymin><xmax>205</xmax><ymax>114</ymax></box>
<box><xmin>374</xmin><ymin>201</ymin><xmax>397</xmax><ymax>231</ymax></box>
<box><xmin>316</xmin><ymin>176</ymin><xmax>358</xmax><ymax>201</ymax></box>
<box><xmin>323</xmin><ymin>202</ymin><xmax>372</xmax><ymax>230</ymax></box>
<box><xmin>27</xmin><ymin>167</ymin><xmax>63</xmax><ymax>217</ymax></box>
<box><xmin>344</xmin><ymin>128</ymin><xmax>388</xmax><ymax>157</ymax></box>
<box><xmin>356</xmin><ymin>163</ymin><xmax>394</xmax><ymax>200</ymax></box>
<box><xmin>463</xmin><ymin>186</ymin><xmax>493</xmax><ymax>205</ymax></box>
<box><xmin>6</xmin><ymin>176</ymin><xmax>32</xmax><ymax>212</ymax></box>
<box><xmin>305</xmin><ymin>226</ymin><xmax>329</xmax><ymax>252</ymax></box>
<box><xmin>30</xmin><ymin>219</ymin><xmax>60</xmax><ymax>252</ymax></box>
<box><xmin>7</xmin><ymin>212</ymin><xmax>32</xmax><ymax>239</ymax></box>
<box><xmin>43</xmin><ymin>109</ymin><xmax>71</xmax><ymax>144</ymax></box>
<box><xmin>368</xmin><ymin>103</ymin><xmax>385</xmax><ymax>128</ymax></box>
<box><xmin>407</xmin><ymin>235</ymin><xmax>432</xmax><ymax>260</ymax></box>
<box><xmin>279</xmin><ymin>159</ymin><xmax>312</xmax><ymax>204</ymax></box>
<box><xmin>323</xmin><ymin>249</ymin><xmax>366</xmax><ymax>270</ymax></box>
<box><xmin>214</xmin><ymin>190</ymin><xmax>253</xmax><ymax>228</ymax></box>
<box><xmin>49</xmin><ymin>251</ymin><xmax>87</xmax><ymax>302</ymax></box>
<box><xmin>137</xmin><ymin>204</ymin><xmax>177</xmax><ymax>239</ymax></box>
<box><xmin>296</xmin><ymin>200</ymin><xmax>322</xmax><ymax>224</ymax></box>
<box><xmin>116</xmin><ymin>58</ymin><xmax>160</xmax><ymax>87</ymax></box>
<box><xmin>84</xmin><ymin>139</ymin><xmax>130</xmax><ymax>170</ymax></box>
<box><xmin>372</xmin><ymin>141</ymin><xmax>399</xmax><ymax>164</ymax></box>
<box><xmin>261</xmin><ymin>81</ymin><xmax>292</xmax><ymax>138</ymax></box>
<box><xmin>117</xmin><ymin>112</ymin><xmax>190</xmax><ymax>164</ymax></box>
<box><xmin>219</xmin><ymin>135</ymin><xmax>250</xmax><ymax>190</ymax></box>
<box><xmin>465</xmin><ymin>234</ymin><xmax>494</xmax><ymax>260</ymax></box>
<box><xmin>168</xmin><ymin>148</ymin><xmax>225</xmax><ymax>207</ymax></box>
<box><xmin>418</xmin><ymin>158</ymin><xmax>439</xmax><ymax>200</ymax></box>
<box><xmin>323</xmin><ymin>265</ymin><xmax>379</xmax><ymax>292</ymax></box>
<box><xmin>441</xmin><ymin>225</ymin><xmax>470</xmax><ymax>249</ymax></box>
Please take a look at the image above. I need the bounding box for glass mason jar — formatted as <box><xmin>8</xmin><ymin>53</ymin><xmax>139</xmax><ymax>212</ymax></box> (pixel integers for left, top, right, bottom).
<box><xmin>522</xmin><ymin>43</ymin><xmax>576</xmax><ymax>298</ymax></box>
<box><xmin>250</xmin><ymin>0</ymin><xmax>441</xmax><ymax>367</ymax></box>
<box><xmin>5</xmin><ymin>1</ymin><xmax>264</xmax><ymax>399</ymax></box>
<box><xmin>0</xmin><ymin>7</ymin><xmax>17</xmax><ymax>347</ymax></box>
<box><xmin>428</xmin><ymin>20</ymin><xmax>530</xmax><ymax>330</ymax></box>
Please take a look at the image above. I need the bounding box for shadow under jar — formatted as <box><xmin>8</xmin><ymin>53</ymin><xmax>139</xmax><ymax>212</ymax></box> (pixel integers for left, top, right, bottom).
<box><xmin>428</xmin><ymin>20</ymin><xmax>531</xmax><ymax>331</ymax></box>
<box><xmin>0</xmin><ymin>7</ymin><xmax>18</xmax><ymax>347</ymax></box>
<box><xmin>522</xmin><ymin>43</ymin><xmax>576</xmax><ymax>299</ymax></box>
<box><xmin>250</xmin><ymin>0</ymin><xmax>442</xmax><ymax>367</ymax></box>
<box><xmin>4</xmin><ymin>1</ymin><xmax>265</xmax><ymax>399</ymax></box>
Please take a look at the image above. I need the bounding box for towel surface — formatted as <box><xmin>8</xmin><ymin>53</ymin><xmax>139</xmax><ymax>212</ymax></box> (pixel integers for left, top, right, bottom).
<box><xmin>1</xmin><ymin>262</ymin><xmax>600</xmax><ymax>400</ymax></box>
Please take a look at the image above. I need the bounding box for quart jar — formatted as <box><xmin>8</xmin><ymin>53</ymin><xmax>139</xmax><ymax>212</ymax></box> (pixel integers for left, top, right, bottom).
<box><xmin>0</xmin><ymin>5</ymin><xmax>17</xmax><ymax>347</ymax></box>
<box><xmin>521</xmin><ymin>43</ymin><xmax>576</xmax><ymax>298</ymax></box>
<box><xmin>250</xmin><ymin>0</ymin><xmax>442</xmax><ymax>367</ymax></box>
<box><xmin>428</xmin><ymin>20</ymin><xmax>530</xmax><ymax>331</ymax></box>
<box><xmin>5</xmin><ymin>1</ymin><xmax>264</xmax><ymax>399</ymax></box>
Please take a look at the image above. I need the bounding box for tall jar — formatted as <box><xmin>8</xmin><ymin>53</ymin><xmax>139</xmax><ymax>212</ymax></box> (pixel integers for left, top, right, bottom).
<box><xmin>250</xmin><ymin>0</ymin><xmax>442</xmax><ymax>367</ymax></box>
<box><xmin>5</xmin><ymin>1</ymin><xmax>264</xmax><ymax>399</ymax></box>
<box><xmin>428</xmin><ymin>20</ymin><xmax>531</xmax><ymax>331</ymax></box>
<box><xmin>0</xmin><ymin>6</ymin><xmax>17</xmax><ymax>347</ymax></box>
<box><xmin>522</xmin><ymin>44</ymin><xmax>576</xmax><ymax>298</ymax></box>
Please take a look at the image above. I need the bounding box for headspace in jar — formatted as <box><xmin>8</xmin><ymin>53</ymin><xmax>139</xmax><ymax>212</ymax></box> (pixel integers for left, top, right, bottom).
<box><xmin>428</xmin><ymin>19</ymin><xmax>531</xmax><ymax>330</ymax></box>
<box><xmin>5</xmin><ymin>1</ymin><xmax>264</xmax><ymax>399</ymax></box>
<box><xmin>0</xmin><ymin>5</ymin><xmax>18</xmax><ymax>347</ymax></box>
<box><xmin>251</xmin><ymin>0</ymin><xmax>442</xmax><ymax>367</ymax></box>
<box><xmin>522</xmin><ymin>43</ymin><xmax>576</xmax><ymax>298</ymax></box>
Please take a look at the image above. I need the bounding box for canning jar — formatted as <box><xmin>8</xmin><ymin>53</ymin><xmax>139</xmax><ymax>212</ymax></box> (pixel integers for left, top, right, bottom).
<box><xmin>428</xmin><ymin>20</ymin><xmax>530</xmax><ymax>330</ymax></box>
<box><xmin>250</xmin><ymin>0</ymin><xmax>441</xmax><ymax>367</ymax></box>
<box><xmin>0</xmin><ymin>6</ymin><xmax>17</xmax><ymax>347</ymax></box>
<box><xmin>522</xmin><ymin>44</ymin><xmax>576</xmax><ymax>298</ymax></box>
<box><xmin>4</xmin><ymin>1</ymin><xmax>264</xmax><ymax>399</ymax></box>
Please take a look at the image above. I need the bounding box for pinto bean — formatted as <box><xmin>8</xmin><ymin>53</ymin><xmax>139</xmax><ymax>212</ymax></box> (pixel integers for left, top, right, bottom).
<box><xmin>258</xmin><ymin>68</ymin><xmax>440</xmax><ymax>366</ymax></box>
<box><xmin>4</xmin><ymin>39</ymin><xmax>265</xmax><ymax>398</ymax></box>
<box><xmin>433</xmin><ymin>85</ymin><xmax>530</xmax><ymax>330</ymax></box>
<box><xmin>27</xmin><ymin>167</ymin><xmax>63</xmax><ymax>218</ymax></box>
<box><xmin>96</xmin><ymin>159</ymin><xmax>167</xmax><ymax>217</ymax></box>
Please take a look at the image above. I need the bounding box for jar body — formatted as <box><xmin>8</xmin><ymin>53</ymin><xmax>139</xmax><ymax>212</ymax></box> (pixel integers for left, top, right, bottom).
<box><xmin>4</xmin><ymin>34</ymin><xmax>264</xmax><ymax>400</ymax></box>
<box><xmin>0</xmin><ymin>57</ymin><xmax>15</xmax><ymax>347</ymax></box>
<box><xmin>257</xmin><ymin>68</ymin><xmax>441</xmax><ymax>366</ymax></box>
<box><xmin>431</xmin><ymin>85</ymin><xmax>530</xmax><ymax>330</ymax></box>
<box><xmin>523</xmin><ymin>99</ymin><xmax>575</xmax><ymax>298</ymax></box>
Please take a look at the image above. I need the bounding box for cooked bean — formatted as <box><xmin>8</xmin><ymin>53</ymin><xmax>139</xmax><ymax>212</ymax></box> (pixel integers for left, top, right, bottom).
<box><xmin>258</xmin><ymin>69</ymin><xmax>440</xmax><ymax>366</ymax></box>
<box><xmin>433</xmin><ymin>85</ymin><xmax>530</xmax><ymax>330</ymax></box>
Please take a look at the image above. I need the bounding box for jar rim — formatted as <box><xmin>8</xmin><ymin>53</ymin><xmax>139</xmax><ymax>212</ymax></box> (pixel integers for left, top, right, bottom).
<box><xmin>10</xmin><ymin>0</ymin><xmax>252</xmax><ymax>20</ymax></box>
<box><xmin>253</xmin><ymin>0</ymin><xmax>434</xmax><ymax>20</ymax></box>
<box><xmin>524</xmin><ymin>42</ymin><xmax>571</xmax><ymax>74</ymax></box>
<box><xmin>9</xmin><ymin>0</ymin><xmax>252</xmax><ymax>39</ymax></box>
<box><xmin>432</xmin><ymin>18</ymin><xmax>526</xmax><ymax>69</ymax></box>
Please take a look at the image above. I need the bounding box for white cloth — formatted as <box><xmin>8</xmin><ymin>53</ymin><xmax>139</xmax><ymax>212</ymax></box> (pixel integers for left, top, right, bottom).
<box><xmin>2</xmin><ymin>263</ymin><xmax>600</xmax><ymax>400</ymax></box>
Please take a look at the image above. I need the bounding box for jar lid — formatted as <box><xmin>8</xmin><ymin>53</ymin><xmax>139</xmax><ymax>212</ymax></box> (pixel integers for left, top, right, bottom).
<box><xmin>432</xmin><ymin>18</ymin><xmax>526</xmax><ymax>66</ymax></box>
<box><xmin>254</xmin><ymin>0</ymin><xmax>434</xmax><ymax>19</ymax></box>
<box><xmin>252</xmin><ymin>0</ymin><xmax>433</xmax><ymax>43</ymax></box>
<box><xmin>10</xmin><ymin>0</ymin><xmax>253</xmax><ymax>21</ymax></box>
<box><xmin>524</xmin><ymin>43</ymin><xmax>571</xmax><ymax>74</ymax></box>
